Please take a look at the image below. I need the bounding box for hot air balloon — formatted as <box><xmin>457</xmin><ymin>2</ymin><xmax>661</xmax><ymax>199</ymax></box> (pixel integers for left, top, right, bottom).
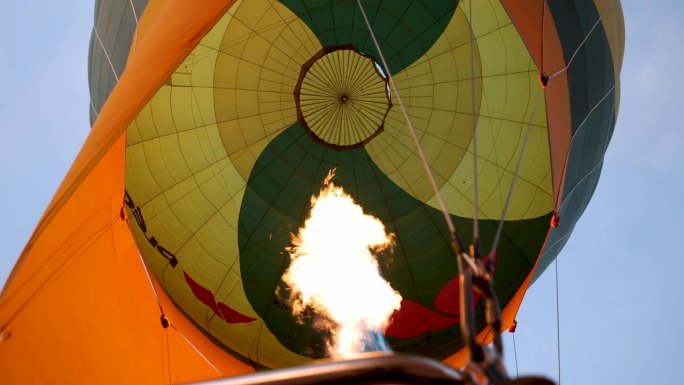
<box><xmin>0</xmin><ymin>0</ymin><xmax>624</xmax><ymax>383</ymax></box>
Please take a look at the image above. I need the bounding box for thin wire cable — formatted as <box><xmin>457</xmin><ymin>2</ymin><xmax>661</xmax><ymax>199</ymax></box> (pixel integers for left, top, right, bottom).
<box><xmin>128</xmin><ymin>0</ymin><xmax>139</xmax><ymax>54</ymax></box>
<box><xmin>136</xmin><ymin>259</ymin><xmax>222</xmax><ymax>379</ymax></box>
<box><xmin>127</xmin><ymin>219</ymin><xmax>175</xmax><ymax>384</ymax></box>
<box><xmin>355</xmin><ymin>0</ymin><xmax>475</xmax><ymax>271</ymax></box>
<box><xmin>539</xmin><ymin>232</ymin><xmax>571</xmax><ymax>261</ymax></box>
<box><xmin>548</xmin><ymin>0</ymin><xmax>618</xmax><ymax>81</ymax></box>
<box><xmin>555</xmin><ymin>258</ymin><xmax>562</xmax><ymax>384</ymax></box>
<box><xmin>468</xmin><ymin>0</ymin><xmax>480</xmax><ymax>240</ymax></box>
<box><xmin>555</xmin><ymin>84</ymin><xmax>614</xmax><ymax>210</ymax></box>
<box><xmin>550</xmin><ymin>20</ymin><xmax>599</xmax><ymax>80</ymax></box>
<box><xmin>546</xmin><ymin>0</ymin><xmax>616</xmax><ymax>211</ymax></box>
<box><xmin>125</xmin><ymin>217</ymin><xmax>223</xmax><ymax>375</ymax></box>
<box><xmin>93</xmin><ymin>27</ymin><xmax>119</xmax><ymax>82</ymax></box>
<box><xmin>128</xmin><ymin>0</ymin><xmax>139</xmax><ymax>24</ymax></box>
<box><xmin>558</xmin><ymin>159</ymin><xmax>604</xmax><ymax>210</ymax></box>
<box><xmin>171</xmin><ymin>324</ymin><xmax>223</xmax><ymax>375</ymax></box>
<box><xmin>90</xmin><ymin>99</ymin><xmax>99</xmax><ymax>118</ymax></box>
<box><xmin>549</xmin><ymin>18</ymin><xmax>601</xmax><ymax>80</ymax></box>
<box><xmin>133</xmin><ymin>247</ymin><xmax>164</xmax><ymax>313</ymax></box>
<box><xmin>488</xmin><ymin>88</ymin><xmax>542</xmax><ymax>256</ymax></box>
<box><xmin>570</xmin><ymin>84</ymin><xmax>616</xmax><ymax>143</ymax></box>
<box><xmin>512</xmin><ymin>332</ymin><xmax>519</xmax><ymax>379</ymax></box>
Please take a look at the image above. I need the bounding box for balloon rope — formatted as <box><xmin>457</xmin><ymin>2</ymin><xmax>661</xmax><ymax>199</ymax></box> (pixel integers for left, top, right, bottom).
<box><xmin>488</xmin><ymin>88</ymin><xmax>542</xmax><ymax>257</ymax></box>
<box><xmin>558</xmin><ymin>159</ymin><xmax>604</xmax><ymax>211</ymax></box>
<box><xmin>548</xmin><ymin>0</ymin><xmax>616</xmax><ymax>211</ymax></box>
<box><xmin>355</xmin><ymin>0</ymin><xmax>475</xmax><ymax>271</ymax></box>
<box><xmin>554</xmin><ymin>84</ymin><xmax>615</xmax><ymax>210</ymax></box>
<box><xmin>539</xmin><ymin>233</ymin><xmax>571</xmax><ymax>260</ymax></box>
<box><xmin>134</xmin><ymin>249</ymin><xmax>164</xmax><ymax>313</ymax></box>
<box><xmin>93</xmin><ymin>27</ymin><xmax>120</xmax><ymax>82</ymax></box>
<box><xmin>128</xmin><ymin>0</ymin><xmax>139</xmax><ymax>23</ymax></box>
<box><xmin>555</xmin><ymin>258</ymin><xmax>562</xmax><ymax>384</ymax></box>
<box><xmin>90</xmin><ymin>99</ymin><xmax>99</xmax><ymax>118</ymax></box>
<box><xmin>134</xmin><ymin>243</ymin><xmax>223</xmax><ymax>376</ymax></box>
<box><xmin>512</xmin><ymin>332</ymin><xmax>520</xmax><ymax>379</ymax></box>
<box><xmin>570</xmin><ymin>84</ymin><xmax>616</xmax><ymax>144</ymax></box>
<box><xmin>127</xmin><ymin>0</ymin><xmax>139</xmax><ymax>53</ymax></box>
<box><xmin>548</xmin><ymin>16</ymin><xmax>602</xmax><ymax>81</ymax></box>
<box><xmin>172</xmin><ymin>324</ymin><xmax>223</xmax><ymax>375</ymax></box>
<box><xmin>542</xmin><ymin>0</ymin><xmax>615</xmax><ymax>80</ymax></box>
<box><xmin>469</xmin><ymin>0</ymin><xmax>480</xmax><ymax>242</ymax></box>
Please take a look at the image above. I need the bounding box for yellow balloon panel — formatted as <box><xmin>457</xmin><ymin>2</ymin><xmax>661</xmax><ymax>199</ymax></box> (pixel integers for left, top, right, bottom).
<box><xmin>360</xmin><ymin>1</ymin><xmax>552</xmax><ymax>221</ymax></box>
<box><xmin>124</xmin><ymin>0</ymin><xmax>318</xmax><ymax>368</ymax></box>
<box><xmin>123</xmin><ymin>0</ymin><xmax>557</xmax><ymax>370</ymax></box>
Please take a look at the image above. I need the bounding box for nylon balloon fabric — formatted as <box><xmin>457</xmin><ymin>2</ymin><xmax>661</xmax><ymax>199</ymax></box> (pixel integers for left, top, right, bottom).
<box><xmin>120</xmin><ymin>0</ymin><xmax>623</xmax><ymax>368</ymax></box>
<box><xmin>0</xmin><ymin>0</ymin><xmax>624</xmax><ymax>382</ymax></box>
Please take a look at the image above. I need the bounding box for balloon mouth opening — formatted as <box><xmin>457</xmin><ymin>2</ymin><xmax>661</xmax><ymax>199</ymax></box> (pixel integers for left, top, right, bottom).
<box><xmin>293</xmin><ymin>45</ymin><xmax>392</xmax><ymax>149</ymax></box>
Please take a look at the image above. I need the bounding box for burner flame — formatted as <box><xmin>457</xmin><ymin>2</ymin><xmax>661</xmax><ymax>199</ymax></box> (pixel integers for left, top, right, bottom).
<box><xmin>283</xmin><ymin>170</ymin><xmax>402</xmax><ymax>357</ymax></box>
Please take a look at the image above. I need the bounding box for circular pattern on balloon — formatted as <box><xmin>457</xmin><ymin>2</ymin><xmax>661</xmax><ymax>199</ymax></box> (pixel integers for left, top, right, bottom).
<box><xmin>121</xmin><ymin>0</ymin><xmax>560</xmax><ymax>369</ymax></box>
<box><xmin>294</xmin><ymin>46</ymin><xmax>391</xmax><ymax>148</ymax></box>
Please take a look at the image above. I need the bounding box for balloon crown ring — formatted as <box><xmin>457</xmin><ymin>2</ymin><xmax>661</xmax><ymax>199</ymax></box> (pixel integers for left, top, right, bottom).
<box><xmin>294</xmin><ymin>45</ymin><xmax>392</xmax><ymax>149</ymax></box>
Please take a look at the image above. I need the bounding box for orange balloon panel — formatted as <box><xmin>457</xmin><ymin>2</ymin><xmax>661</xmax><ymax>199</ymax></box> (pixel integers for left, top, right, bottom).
<box><xmin>0</xmin><ymin>1</ymin><xmax>250</xmax><ymax>384</ymax></box>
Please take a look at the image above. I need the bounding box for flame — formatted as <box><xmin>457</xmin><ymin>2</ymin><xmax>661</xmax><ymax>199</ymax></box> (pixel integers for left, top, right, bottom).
<box><xmin>283</xmin><ymin>170</ymin><xmax>402</xmax><ymax>358</ymax></box>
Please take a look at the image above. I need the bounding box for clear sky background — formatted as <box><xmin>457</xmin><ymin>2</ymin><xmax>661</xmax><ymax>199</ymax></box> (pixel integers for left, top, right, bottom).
<box><xmin>1</xmin><ymin>1</ymin><xmax>682</xmax><ymax>384</ymax></box>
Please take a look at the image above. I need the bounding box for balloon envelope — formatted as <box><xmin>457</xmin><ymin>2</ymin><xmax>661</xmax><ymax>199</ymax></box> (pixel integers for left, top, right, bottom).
<box><xmin>0</xmin><ymin>0</ymin><xmax>624</xmax><ymax>382</ymax></box>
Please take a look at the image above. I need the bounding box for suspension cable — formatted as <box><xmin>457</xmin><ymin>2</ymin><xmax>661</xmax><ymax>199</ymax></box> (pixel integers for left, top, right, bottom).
<box><xmin>488</xmin><ymin>88</ymin><xmax>542</xmax><ymax>256</ymax></box>
<box><xmin>128</xmin><ymin>0</ymin><xmax>139</xmax><ymax>23</ymax></box>
<box><xmin>548</xmin><ymin>0</ymin><xmax>620</xmax><ymax>81</ymax></box>
<box><xmin>133</xmin><ymin>247</ymin><xmax>164</xmax><ymax>313</ymax></box>
<box><xmin>90</xmin><ymin>99</ymin><xmax>100</xmax><ymax>118</ymax></box>
<box><xmin>172</xmin><ymin>324</ymin><xmax>223</xmax><ymax>375</ymax></box>
<box><xmin>512</xmin><ymin>332</ymin><xmax>519</xmax><ymax>379</ymax></box>
<box><xmin>127</xmin><ymin>0</ymin><xmax>139</xmax><ymax>53</ymax></box>
<box><xmin>354</xmin><ymin>0</ymin><xmax>475</xmax><ymax>271</ymax></box>
<box><xmin>469</xmin><ymin>0</ymin><xmax>480</xmax><ymax>243</ymax></box>
<box><xmin>93</xmin><ymin>26</ymin><xmax>119</xmax><ymax>82</ymax></box>
<box><xmin>124</xmin><ymin>211</ymin><xmax>223</xmax><ymax>376</ymax></box>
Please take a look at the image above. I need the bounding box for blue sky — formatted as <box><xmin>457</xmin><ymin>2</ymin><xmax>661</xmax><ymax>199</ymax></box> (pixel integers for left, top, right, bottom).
<box><xmin>1</xmin><ymin>1</ymin><xmax>682</xmax><ymax>384</ymax></box>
